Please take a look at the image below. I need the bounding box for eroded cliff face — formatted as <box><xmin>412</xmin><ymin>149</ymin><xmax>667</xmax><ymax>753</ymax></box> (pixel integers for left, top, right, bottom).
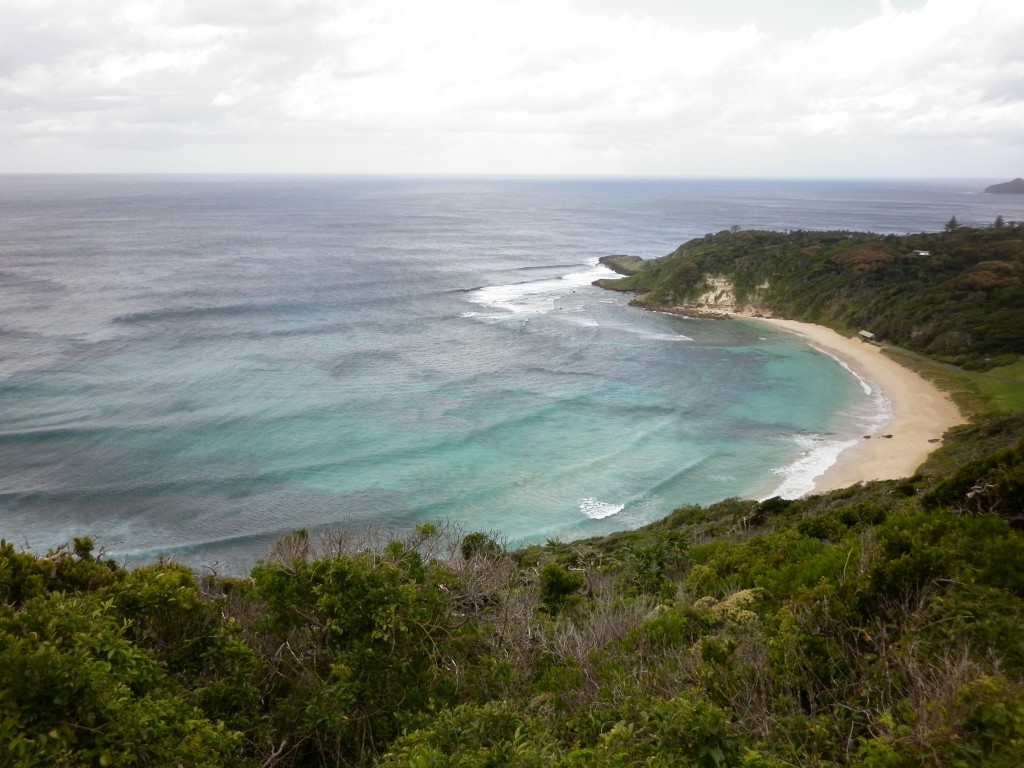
<box><xmin>681</xmin><ymin>274</ymin><xmax>771</xmax><ymax>316</ymax></box>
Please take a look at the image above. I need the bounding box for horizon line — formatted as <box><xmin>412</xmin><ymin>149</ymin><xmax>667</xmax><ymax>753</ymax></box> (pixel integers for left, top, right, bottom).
<box><xmin>0</xmin><ymin>172</ymin><xmax>1013</xmax><ymax>183</ymax></box>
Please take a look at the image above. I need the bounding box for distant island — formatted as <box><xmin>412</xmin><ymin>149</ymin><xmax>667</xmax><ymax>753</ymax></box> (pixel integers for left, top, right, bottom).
<box><xmin>985</xmin><ymin>177</ymin><xmax>1024</xmax><ymax>194</ymax></box>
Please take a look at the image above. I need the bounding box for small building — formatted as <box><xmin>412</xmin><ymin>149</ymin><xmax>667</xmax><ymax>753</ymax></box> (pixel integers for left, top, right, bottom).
<box><xmin>859</xmin><ymin>330</ymin><xmax>877</xmax><ymax>342</ymax></box>
<box><xmin>913</xmin><ymin>250</ymin><xmax>931</xmax><ymax>256</ymax></box>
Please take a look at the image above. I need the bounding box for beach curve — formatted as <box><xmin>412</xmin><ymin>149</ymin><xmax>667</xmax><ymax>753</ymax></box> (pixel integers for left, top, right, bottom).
<box><xmin>749</xmin><ymin>316</ymin><xmax>965</xmax><ymax>495</ymax></box>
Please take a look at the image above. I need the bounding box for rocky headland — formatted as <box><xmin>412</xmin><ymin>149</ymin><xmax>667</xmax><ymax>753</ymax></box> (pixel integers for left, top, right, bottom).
<box><xmin>596</xmin><ymin>257</ymin><xmax>770</xmax><ymax>318</ymax></box>
<box><xmin>597</xmin><ymin>254</ymin><xmax>646</xmax><ymax>275</ymax></box>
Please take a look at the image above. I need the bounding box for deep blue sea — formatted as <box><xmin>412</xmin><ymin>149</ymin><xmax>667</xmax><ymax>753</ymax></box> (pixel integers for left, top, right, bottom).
<box><xmin>1</xmin><ymin>176</ymin><xmax>1018</xmax><ymax>571</ymax></box>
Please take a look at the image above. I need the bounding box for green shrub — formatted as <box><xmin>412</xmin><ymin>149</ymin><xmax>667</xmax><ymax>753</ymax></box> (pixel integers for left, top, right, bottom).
<box><xmin>538</xmin><ymin>562</ymin><xmax>585</xmax><ymax>614</ymax></box>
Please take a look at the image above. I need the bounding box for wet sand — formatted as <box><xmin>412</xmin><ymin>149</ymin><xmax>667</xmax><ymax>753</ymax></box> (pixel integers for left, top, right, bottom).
<box><xmin>752</xmin><ymin>317</ymin><xmax>964</xmax><ymax>495</ymax></box>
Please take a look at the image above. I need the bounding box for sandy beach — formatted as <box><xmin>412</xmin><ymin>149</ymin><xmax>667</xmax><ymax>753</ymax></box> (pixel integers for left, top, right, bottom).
<box><xmin>749</xmin><ymin>317</ymin><xmax>965</xmax><ymax>495</ymax></box>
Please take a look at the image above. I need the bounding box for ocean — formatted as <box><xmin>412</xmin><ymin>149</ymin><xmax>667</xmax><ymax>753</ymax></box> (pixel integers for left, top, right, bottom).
<box><xmin>1</xmin><ymin>176</ymin><xmax>1018</xmax><ymax>571</ymax></box>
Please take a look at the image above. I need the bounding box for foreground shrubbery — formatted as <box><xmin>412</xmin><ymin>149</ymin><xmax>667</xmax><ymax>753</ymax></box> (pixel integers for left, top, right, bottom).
<box><xmin>3</xmin><ymin>415</ymin><xmax>1024</xmax><ymax>766</ymax></box>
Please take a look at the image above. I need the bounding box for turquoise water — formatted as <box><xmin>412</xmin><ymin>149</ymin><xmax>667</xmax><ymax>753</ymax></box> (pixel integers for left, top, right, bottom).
<box><xmin>0</xmin><ymin>176</ymin><xmax>1013</xmax><ymax>571</ymax></box>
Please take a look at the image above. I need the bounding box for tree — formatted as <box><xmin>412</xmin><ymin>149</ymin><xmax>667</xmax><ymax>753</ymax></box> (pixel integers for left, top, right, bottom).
<box><xmin>0</xmin><ymin>593</ymin><xmax>243</xmax><ymax>767</ymax></box>
<box><xmin>995</xmin><ymin>214</ymin><xmax>1006</xmax><ymax>228</ymax></box>
<box><xmin>945</xmin><ymin>215</ymin><xmax>959</xmax><ymax>232</ymax></box>
<box><xmin>538</xmin><ymin>562</ymin><xmax>585</xmax><ymax>614</ymax></box>
<box><xmin>460</xmin><ymin>531</ymin><xmax>502</xmax><ymax>561</ymax></box>
<box><xmin>249</xmin><ymin>543</ymin><xmax>464</xmax><ymax>765</ymax></box>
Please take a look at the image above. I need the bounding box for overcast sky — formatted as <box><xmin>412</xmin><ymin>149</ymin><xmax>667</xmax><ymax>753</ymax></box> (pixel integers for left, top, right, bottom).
<box><xmin>1</xmin><ymin>0</ymin><xmax>1022</xmax><ymax>176</ymax></box>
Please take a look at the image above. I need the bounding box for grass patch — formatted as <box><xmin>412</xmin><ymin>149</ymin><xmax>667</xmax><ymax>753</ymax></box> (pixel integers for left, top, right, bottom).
<box><xmin>882</xmin><ymin>347</ymin><xmax>1024</xmax><ymax>416</ymax></box>
<box><xmin>882</xmin><ymin>347</ymin><xmax>988</xmax><ymax>417</ymax></box>
<box><xmin>962</xmin><ymin>359</ymin><xmax>1024</xmax><ymax>413</ymax></box>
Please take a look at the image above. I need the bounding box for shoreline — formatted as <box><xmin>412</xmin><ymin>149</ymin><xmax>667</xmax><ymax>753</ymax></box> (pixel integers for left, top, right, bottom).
<box><xmin>746</xmin><ymin>315</ymin><xmax>965</xmax><ymax>495</ymax></box>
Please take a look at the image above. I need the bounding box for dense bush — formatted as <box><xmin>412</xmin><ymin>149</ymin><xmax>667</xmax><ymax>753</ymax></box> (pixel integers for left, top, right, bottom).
<box><xmin>4</xmin><ymin>446</ymin><xmax>1023</xmax><ymax>767</ymax></box>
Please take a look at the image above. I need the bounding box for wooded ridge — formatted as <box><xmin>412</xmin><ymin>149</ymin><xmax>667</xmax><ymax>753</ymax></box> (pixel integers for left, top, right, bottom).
<box><xmin>596</xmin><ymin>223</ymin><xmax>1024</xmax><ymax>370</ymax></box>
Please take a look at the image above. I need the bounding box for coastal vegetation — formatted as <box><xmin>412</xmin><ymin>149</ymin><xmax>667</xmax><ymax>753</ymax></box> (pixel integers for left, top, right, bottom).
<box><xmin>4</xmin><ymin>226</ymin><xmax>1024</xmax><ymax>766</ymax></box>
<box><xmin>597</xmin><ymin>223</ymin><xmax>1024</xmax><ymax>371</ymax></box>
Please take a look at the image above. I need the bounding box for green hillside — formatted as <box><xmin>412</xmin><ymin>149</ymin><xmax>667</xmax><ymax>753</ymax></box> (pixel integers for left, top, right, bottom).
<box><xmin>4</xmin><ymin>225</ymin><xmax>1024</xmax><ymax>767</ymax></box>
<box><xmin>598</xmin><ymin>223</ymin><xmax>1024</xmax><ymax>370</ymax></box>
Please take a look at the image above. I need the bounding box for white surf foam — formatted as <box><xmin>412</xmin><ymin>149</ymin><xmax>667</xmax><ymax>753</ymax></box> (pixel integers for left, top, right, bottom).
<box><xmin>760</xmin><ymin>433</ymin><xmax>861</xmax><ymax>500</ymax></box>
<box><xmin>809</xmin><ymin>343</ymin><xmax>876</xmax><ymax>397</ymax></box>
<box><xmin>466</xmin><ymin>259</ymin><xmax>614</xmax><ymax>317</ymax></box>
<box><xmin>579</xmin><ymin>497</ymin><xmax>625</xmax><ymax>519</ymax></box>
<box><xmin>758</xmin><ymin>338</ymin><xmax>894</xmax><ymax>500</ymax></box>
<box><xmin>639</xmin><ymin>331</ymin><xmax>694</xmax><ymax>342</ymax></box>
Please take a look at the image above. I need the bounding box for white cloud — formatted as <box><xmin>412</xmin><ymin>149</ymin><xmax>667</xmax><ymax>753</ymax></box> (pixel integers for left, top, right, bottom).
<box><xmin>0</xmin><ymin>0</ymin><xmax>1021</xmax><ymax>174</ymax></box>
